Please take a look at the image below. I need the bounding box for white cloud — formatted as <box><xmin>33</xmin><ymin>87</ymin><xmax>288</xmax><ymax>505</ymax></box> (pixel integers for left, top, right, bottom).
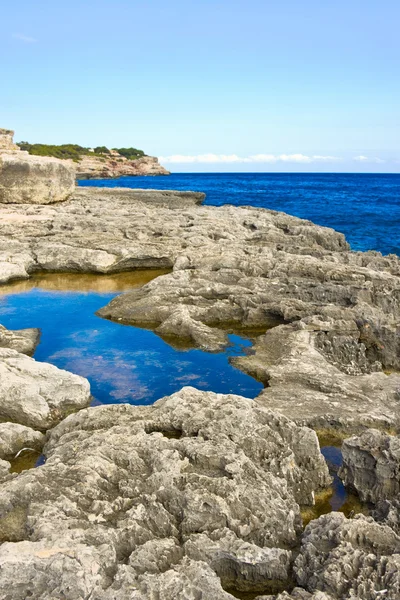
<box><xmin>159</xmin><ymin>153</ymin><xmax>342</xmax><ymax>164</ymax></box>
<box><xmin>12</xmin><ymin>33</ymin><xmax>37</xmax><ymax>43</ymax></box>
<box><xmin>353</xmin><ymin>155</ymin><xmax>385</xmax><ymax>164</ymax></box>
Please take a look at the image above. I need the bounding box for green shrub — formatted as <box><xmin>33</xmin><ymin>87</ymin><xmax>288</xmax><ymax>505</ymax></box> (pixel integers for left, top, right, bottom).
<box><xmin>17</xmin><ymin>142</ymin><xmax>147</xmax><ymax>161</ymax></box>
<box><xmin>113</xmin><ymin>147</ymin><xmax>145</xmax><ymax>160</ymax></box>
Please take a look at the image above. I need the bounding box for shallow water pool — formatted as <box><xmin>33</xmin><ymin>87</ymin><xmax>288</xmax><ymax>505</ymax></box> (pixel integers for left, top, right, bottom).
<box><xmin>0</xmin><ymin>271</ymin><xmax>263</xmax><ymax>405</ymax></box>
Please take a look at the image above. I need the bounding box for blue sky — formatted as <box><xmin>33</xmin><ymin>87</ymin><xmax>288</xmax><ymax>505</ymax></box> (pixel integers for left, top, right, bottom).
<box><xmin>1</xmin><ymin>0</ymin><xmax>399</xmax><ymax>172</ymax></box>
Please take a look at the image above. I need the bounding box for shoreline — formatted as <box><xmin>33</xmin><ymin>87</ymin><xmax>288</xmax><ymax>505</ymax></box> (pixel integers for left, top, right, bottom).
<box><xmin>0</xmin><ymin>185</ymin><xmax>399</xmax><ymax>599</ymax></box>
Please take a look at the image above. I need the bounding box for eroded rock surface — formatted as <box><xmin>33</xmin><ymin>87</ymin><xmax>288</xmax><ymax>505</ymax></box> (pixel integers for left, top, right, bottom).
<box><xmin>0</xmin><ymin>388</ymin><xmax>330</xmax><ymax>599</ymax></box>
<box><xmin>234</xmin><ymin>319</ymin><xmax>400</xmax><ymax>433</ymax></box>
<box><xmin>0</xmin><ymin>153</ymin><xmax>76</xmax><ymax>205</ymax></box>
<box><xmin>76</xmin><ymin>153</ymin><xmax>170</xmax><ymax>178</ymax></box>
<box><xmin>294</xmin><ymin>512</ymin><xmax>400</xmax><ymax>599</ymax></box>
<box><xmin>0</xmin><ymin>185</ymin><xmax>399</xmax><ymax>434</ymax></box>
<box><xmin>339</xmin><ymin>430</ymin><xmax>400</xmax><ymax>504</ymax></box>
<box><xmin>0</xmin><ymin>323</ymin><xmax>40</xmax><ymax>355</ymax></box>
<box><xmin>0</xmin><ymin>423</ymin><xmax>44</xmax><ymax>462</ymax></box>
<box><xmin>0</xmin><ymin>348</ymin><xmax>91</xmax><ymax>430</ymax></box>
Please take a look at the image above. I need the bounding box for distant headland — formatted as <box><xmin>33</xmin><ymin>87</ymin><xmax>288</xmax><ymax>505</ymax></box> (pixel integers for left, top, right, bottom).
<box><xmin>2</xmin><ymin>129</ymin><xmax>170</xmax><ymax>179</ymax></box>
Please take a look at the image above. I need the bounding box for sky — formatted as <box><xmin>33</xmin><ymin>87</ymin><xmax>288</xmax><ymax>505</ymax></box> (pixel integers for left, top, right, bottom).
<box><xmin>1</xmin><ymin>0</ymin><xmax>399</xmax><ymax>172</ymax></box>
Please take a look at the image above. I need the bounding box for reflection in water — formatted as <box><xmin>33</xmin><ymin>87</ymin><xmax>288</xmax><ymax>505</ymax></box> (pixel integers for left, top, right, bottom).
<box><xmin>0</xmin><ymin>271</ymin><xmax>263</xmax><ymax>405</ymax></box>
<box><xmin>9</xmin><ymin>449</ymin><xmax>44</xmax><ymax>474</ymax></box>
<box><xmin>0</xmin><ymin>270</ymin><xmax>171</xmax><ymax>294</ymax></box>
<box><xmin>301</xmin><ymin>445</ymin><xmax>368</xmax><ymax>526</ymax></box>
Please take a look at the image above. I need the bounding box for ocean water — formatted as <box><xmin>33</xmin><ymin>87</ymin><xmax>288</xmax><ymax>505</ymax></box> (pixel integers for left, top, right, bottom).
<box><xmin>0</xmin><ymin>272</ymin><xmax>262</xmax><ymax>405</ymax></box>
<box><xmin>80</xmin><ymin>172</ymin><xmax>400</xmax><ymax>256</ymax></box>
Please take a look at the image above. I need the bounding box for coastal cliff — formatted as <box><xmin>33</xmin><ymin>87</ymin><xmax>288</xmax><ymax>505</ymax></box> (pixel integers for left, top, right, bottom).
<box><xmin>16</xmin><ymin>137</ymin><xmax>170</xmax><ymax>179</ymax></box>
<box><xmin>74</xmin><ymin>151</ymin><xmax>169</xmax><ymax>179</ymax></box>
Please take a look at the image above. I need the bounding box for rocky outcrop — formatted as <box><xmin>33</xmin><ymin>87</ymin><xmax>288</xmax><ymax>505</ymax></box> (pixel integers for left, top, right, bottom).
<box><xmin>0</xmin><ymin>186</ymin><xmax>399</xmax><ymax>434</ymax></box>
<box><xmin>294</xmin><ymin>512</ymin><xmax>400</xmax><ymax>599</ymax></box>
<box><xmin>0</xmin><ymin>184</ymin><xmax>400</xmax><ymax>597</ymax></box>
<box><xmin>339</xmin><ymin>430</ymin><xmax>400</xmax><ymax>504</ymax></box>
<box><xmin>233</xmin><ymin>320</ymin><xmax>400</xmax><ymax>433</ymax></box>
<box><xmin>0</xmin><ymin>323</ymin><xmax>40</xmax><ymax>355</ymax></box>
<box><xmin>0</xmin><ymin>129</ymin><xmax>76</xmax><ymax>204</ymax></box>
<box><xmin>0</xmin><ymin>129</ymin><xmax>19</xmax><ymax>152</ymax></box>
<box><xmin>0</xmin><ymin>388</ymin><xmax>330</xmax><ymax>598</ymax></box>
<box><xmin>0</xmin><ymin>348</ymin><xmax>91</xmax><ymax>430</ymax></box>
<box><xmin>0</xmin><ymin>423</ymin><xmax>44</xmax><ymax>462</ymax></box>
<box><xmin>76</xmin><ymin>153</ymin><xmax>170</xmax><ymax>178</ymax></box>
<box><xmin>0</xmin><ymin>152</ymin><xmax>76</xmax><ymax>204</ymax></box>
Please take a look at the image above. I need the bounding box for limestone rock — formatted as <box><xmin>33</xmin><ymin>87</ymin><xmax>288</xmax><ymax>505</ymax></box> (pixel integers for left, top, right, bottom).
<box><xmin>0</xmin><ymin>152</ymin><xmax>76</xmax><ymax>204</ymax></box>
<box><xmin>0</xmin><ymin>459</ymin><xmax>11</xmax><ymax>478</ymax></box>
<box><xmin>76</xmin><ymin>153</ymin><xmax>170</xmax><ymax>178</ymax></box>
<box><xmin>339</xmin><ymin>430</ymin><xmax>400</xmax><ymax>504</ymax></box>
<box><xmin>294</xmin><ymin>512</ymin><xmax>400</xmax><ymax>599</ymax></box>
<box><xmin>0</xmin><ymin>423</ymin><xmax>44</xmax><ymax>460</ymax></box>
<box><xmin>0</xmin><ymin>128</ymin><xmax>19</xmax><ymax>152</ymax></box>
<box><xmin>0</xmin><ymin>348</ymin><xmax>91</xmax><ymax>429</ymax></box>
<box><xmin>234</xmin><ymin>320</ymin><xmax>400</xmax><ymax>433</ymax></box>
<box><xmin>372</xmin><ymin>499</ymin><xmax>400</xmax><ymax>535</ymax></box>
<box><xmin>0</xmin><ymin>185</ymin><xmax>399</xmax><ymax>435</ymax></box>
<box><xmin>0</xmin><ymin>388</ymin><xmax>330</xmax><ymax>598</ymax></box>
<box><xmin>0</xmin><ymin>323</ymin><xmax>40</xmax><ymax>355</ymax></box>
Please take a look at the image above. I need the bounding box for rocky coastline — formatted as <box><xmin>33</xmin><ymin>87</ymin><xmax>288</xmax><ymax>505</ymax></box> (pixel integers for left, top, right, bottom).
<box><xmin>0</xmin><ymin>146</ymin><xmax>399</xmax><ymax>598</ymax></box>
<box><xmin>74</xmin><ymin>152</ymin><xmax>170</xmax><ymax>179</ymax></box>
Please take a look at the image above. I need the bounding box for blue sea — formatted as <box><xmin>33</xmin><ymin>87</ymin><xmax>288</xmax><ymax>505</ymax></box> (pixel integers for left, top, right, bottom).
<box><xmin>80</xmin><ymin>172</ymin><xmax>400</xmax><ymax>256</ymax></box>
<box><xmin>1</xmin><ymin>173</ymin><xmax>398</xmax><ymax>410</ymax></box>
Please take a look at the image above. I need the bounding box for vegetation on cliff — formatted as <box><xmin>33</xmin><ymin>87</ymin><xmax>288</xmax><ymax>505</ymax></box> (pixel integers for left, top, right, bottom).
<box><xmin>17</xmin><ymin>142</ymin><xmax>147</xmax><ymax>162</ymax></box>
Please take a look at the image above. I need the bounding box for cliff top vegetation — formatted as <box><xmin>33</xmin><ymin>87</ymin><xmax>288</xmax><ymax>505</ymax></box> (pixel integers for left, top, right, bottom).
<box><xmin>17</xmin><ymin>142</ymin><xmax>147</xmax><ymax>162</ymax></box>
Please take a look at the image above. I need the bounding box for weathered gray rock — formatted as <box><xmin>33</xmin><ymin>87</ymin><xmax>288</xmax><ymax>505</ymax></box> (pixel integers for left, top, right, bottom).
<box><xmin>0</xmin><ymin>459</ymin><xmax>11</xmax><ymax>479</ymax></box>
<box><xmin>0</xmin><ymin>129</ymin><xmax>19</xmax><ymax>152</ymax></box>
<box><xmin>262</xmin><ymin>591</ymin><xmax>333</xmax><ymax>600</ymax></box>
<box><xmin>0</xmin><ymin>348</ymin><xmax>91</xmax><ymax>429</ymax></box>
<box><xmin>372</xmin><ymin>499</ymin><xmax>400</xmax><ymax>535</ymax></box>
<box><xmin>0</xmin><ymin>185</ymin><xmax>399</xmax><ymax>434</ymax></box>
<box><xmin>339</xmin><ymin>430</ymin><xmax>400</xmax><ymax>504</ymax></box>
<box><xmin>0</xmin><ymin>152</ymin><xmax>76</xmax><ymax>204</ymax></box>
<box><xmin>0</xmin><ymin>323</ymin><xmax>40</xmax><ymax>355</ymax></box>
<box><xmin>0</xmin><ymin>423</ymin><xmax>44</xmax><ymax>461</ymax></box>
<box><xmin>294</xmin><ymin>512</ymin><xmax>400</xmax><ymax>599</ymax></box>
<box><xmin>0</xmin><ymin>388</ymin><xmax>330</xmax><ymax>598</ymax></box>
<box><xmin>234</xmin><ymin>319</ymin><xmax>400</xmax><ymax>433</ymax></box>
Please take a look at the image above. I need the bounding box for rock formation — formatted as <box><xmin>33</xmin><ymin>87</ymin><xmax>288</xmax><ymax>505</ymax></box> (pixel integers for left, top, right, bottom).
<box><xmin>0</xmin><ymin>387</ymin><xmax>330</xmax><ymax>598</ymax></box>
<box><xmin>0</xmin><ymin>184</ymin><xmax>399</xmax><ymax>598</ymax></box>
<box><xmin>0</xmin><ymin>129</ymin><xmax>76</xmax><ymax>204</ymax></box>
<box><xmin>339</xmin><ymin>430</ymin><xmax>400</xmax><ymax>504</ymax></box>
<box><xmin>0</xmin><ymin>129</ymin><xmax>19</xmax><ymax>152</ymax></box>
<box><xmin>0</xmin><ymin>323</ymin><xmax>40</xmax><ymax>355</ymax></box>
<box><xmin>0</xmin><ymin>326</ymin><xmax>91</xmax><ymax>480</ymax></box>
<box><xmin>75</xmin><ymin>153</ymin><xmax>170</xmax><ymax>178</ymax></box>
<box><xmin>0</xmin><ymin>185</ymin><xmax>399</xmax><ymax>435</ymax></box>
<box><xmin>294</xmin><ymin>512</ymin><xmax>400</xmax><ymax>599</ymax></box>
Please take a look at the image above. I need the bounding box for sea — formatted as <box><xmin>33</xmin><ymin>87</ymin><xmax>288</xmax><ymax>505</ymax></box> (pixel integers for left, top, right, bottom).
<box><xmin>0</xmin><ymin>172</ymin><xmax>398</xmax><ymax>411</ymax></box>
<box><xmin>80</xmin><ymin>172</ymin><xmax>400</xmax><ymax>256</ymax></box>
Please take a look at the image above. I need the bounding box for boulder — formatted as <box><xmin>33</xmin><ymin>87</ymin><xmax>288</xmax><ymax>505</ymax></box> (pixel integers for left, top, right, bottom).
<box><xmin>0</xmin><ymin>423</ymin><xmax>44</xmax><ymax>461</ymax></box>
<box><xmin>0</xmin><ymin>323</ymin><xmax>40</xmax><ymax>355</ymax></box>
<box><xmin>339</xmin><ymin>430</ymin><xmax>400</xmax><ymax>504</ymax></box>
<box><xmin>0</xmin><ymin>348</ymin><xmax>91</xmax><ymax>430</ymax></box>
<box><xmin>0</xmin><ymin>152</ymin><xmax>76</xmax><ymax>204</ymax></box>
